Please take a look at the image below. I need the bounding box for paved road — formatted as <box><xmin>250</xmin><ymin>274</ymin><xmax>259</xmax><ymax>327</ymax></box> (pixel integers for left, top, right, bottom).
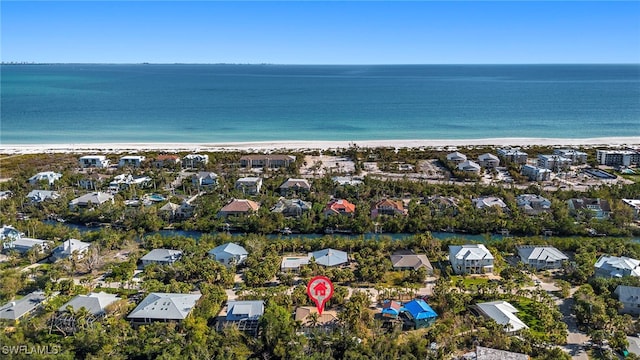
<box><xmin>556</xmin><ymin>288</ymin><xmax>590</xmax><ymax>360</ymax></box>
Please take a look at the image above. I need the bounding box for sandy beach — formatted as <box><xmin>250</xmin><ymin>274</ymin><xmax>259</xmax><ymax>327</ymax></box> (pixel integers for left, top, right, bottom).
<box><xmin>1</xmin><ymin>137</ymin><xmax>639</xmax><ymax>155</ymax></box>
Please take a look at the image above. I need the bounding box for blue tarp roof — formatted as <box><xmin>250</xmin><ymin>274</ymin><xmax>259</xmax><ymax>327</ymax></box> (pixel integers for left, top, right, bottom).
<box><xmin>402</xmin><ymin>299</ymin><xmax>438</xmax><ymax>320</ymax></box>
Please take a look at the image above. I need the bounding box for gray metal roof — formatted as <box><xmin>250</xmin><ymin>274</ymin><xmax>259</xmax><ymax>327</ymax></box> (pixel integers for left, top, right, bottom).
<box><xmin>0</xmin><ymin>291</ymin><xmax>47</xmax><ymax>321</ymax></box>
<box><xmin>59</xmin><ymin>292</ymin><xmax>120</xmax><ymax>316</ymax></box>
<box><xmin>595</xmin><ymin>255</ymin><xmax>640</xmax><ymax>277</ymax></box>
<box><xmin>141</xmin><ymin>249</ymin><xmax>183</xmax><ymax>263</ymax></box>
<box><xmin>517</xmin><ymin>245</ymin><xmax>568</xmax><ymax>262</ymax></box>
<box><xmin>128</xmin><ymin>293</ymin><xmax>202</xmax><ymax>321</ymax></box>
<box><xmin>390</xmin><ymin>253</ymin><xmax>433</xmax><ymax>271</ymax></box>
<box><xmin>208</xmin><ymin>242</ymin><xmax>248</xmax><ymax>257</ymax></box>
<box><xmin>310</xmin><ymin>248</ymin><xmax>349</xmax><ymax>267</ymax></box>
<box><xmin>615</xmin><ymin>285</ymin><xmax>640</xmax><ymax>304</ymax></box>
<box><xmin>476</xmin><ymin>301</ymin><xmax>528</xmax><ymax>333</ymax></box>
<box><xmin>226</xmin><ymin>300</ymin><xmax>264</xmax><ymax>321</ymax></box>
<box><xmin>476</xmin><ymin>346</ymin><xmax>529</xmax><ymax>360</ymax></box>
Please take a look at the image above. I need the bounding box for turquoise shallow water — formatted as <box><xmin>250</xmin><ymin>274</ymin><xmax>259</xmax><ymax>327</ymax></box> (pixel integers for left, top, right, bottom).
<box><xmin>1</xmin><ymin>64</ymin><xmax>639</xmax><ymax>144</ymax></box>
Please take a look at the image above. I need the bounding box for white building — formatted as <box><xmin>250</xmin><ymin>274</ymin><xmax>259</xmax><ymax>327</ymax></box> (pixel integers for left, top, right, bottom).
<box><xmin>447</xmin><ymin>152</ymin><xmax>467</xmax><ymax>164</ymax></box>
<box><xmin>594</xmin><ymin>255</ymin><xmax>640</xmax><ymax>278</ymax></box>
<box><xmin>476</xmin><ymin>301</ymin><xmax>528</xmax><ymax>334</ymax></box>
<box><xmin>520</xmin><ymin>164</ymin><xmax>551</xmax><ymax>181</ymax></box>
<box><xmin>457</xmin><ymin>160</ymin><xmax>481</xmax><ymax>174</ymax></box>
<box><xmin>28</xmin><ymin>171</ymin><xmax>62</xmax><ymax>186</ymax></box>
<box><xmin>517</xmin><ymin>245</ymin><xmax>568</xmax><ymax>270</ymax></box>
<box><xmin>449</xmin><ymin>244</ymin><xmax>494</xmax><ymax>274</ymax></box>
<box><xmin>51</xmin><ymin>239</ymin><xmax>91</xmax><ymax>262</ymax></box>
<box><xmin>497</xmin><ymin>148</ymin><xmax>528</xmax><ymax>164</ymax></box>
<box><xmin>472</xmin><ymin>196</ymin><xmax>508</xmax><ymax>210</ymax></box>
<box><xmin>235</xmin><ymin>177</ymin><xmax>263</xmax><ymax>195</ymax></box>
<box><xmin>622</xmin><ymin>199</ymin><xmax>640</xmax><ymax>219</ymax></box>
<box><xmin>516</xmin><ymin>194</ymin><xmax>551</xmax><ymax>215</ymax></box>
<box><xmin>69</xmin><ymin>192</ymin><xmax>114</xmax><ymax>209</ymax></box>
<box><xmin>183</xmin><ymin>154</ymin><xmax>209</xmax><ymax>168</ymax></box>
<box><xmin>208</xmin><ymin>243</ymin><xmax>248</xmax><ymax>267</ymax></box>
<box><xmin>554</xmin><ymin>149</ymin><xmax>588</xmax><ymax>164</ymax></box>
<box><xmin>140</xmin><ymin>249</ymin><xmax>183</xmax><ymax>267</ymax></box>
<box><xmin>614</xmin><ymin>285</ymin><xmax>640</xmax><ymax>315</ymax></box>
<box><xmin>79</xmin><ymin>155</ymin><xmax>110</xmax><ymax>168</ymax></box>
<box><xmin>596</xmin><ymin>150</ymin><xmax>640</xmax><ymax>166</ymax></box>
<box><xmin>537</xmin><ymin>154</ymin><xmax>572</xmax><ymax>171</ymax></box>
<box><xmin>118</xmin><ymin>156</ymin><xmax>146</xmax><ymax>168</ymax></box>
<box><xmin>477</xmin><ymin>153</ymin><xmax>500</xmax><ymax>169</ymax></box>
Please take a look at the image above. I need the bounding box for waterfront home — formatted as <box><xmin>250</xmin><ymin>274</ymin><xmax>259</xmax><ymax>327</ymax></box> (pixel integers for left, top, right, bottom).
<box><xmin>128</xmin><ymin>292</ymin><xmax>202</xmax><ymax>325</ymax></box>
<box><xmin>477</xmin><ymin>153</ymin><xmax>500</xmax><ymax>169</ymax></box>
<box><xmin>457</xmin><ymin>160</ymin><xmax>481</xmax><ymax>174</ymax></box>
<box><xmin>596</xmin><ymin>149</ymin><xmax>640</xmax><ymax>166</ymax></box>
<box><xmin>497</xmin><ymin>148</ymin><xmax>528</xmax><ymax>164</ymax></box>
<box><xmin>594</xmin><ymin>255</ymin><xmax>640</xmax><ymax>278</ymax></box>
<box><xmin>28</xmin><ymin>171</ymin><xmax>62</xmax><ymax>186</ymax></box>
<box><xmin>422</xmin><ymin>195</ymin><xmax>460</xmax><ymax>214</ymax></box>
<box><xmin>69</xmin><ymin>192</ymin><xmax>114</xmax><ymax>209</ymax></box>
<box><xmin>208</xmin><ymin>242</ymin><xmax>248</xmax><ymax>267</ymax></box>
<box><xmin>516</xmin><ymin>194</ymin><xmax>551</xmax><ymax>215</ymax></box>
<box><xmin>323</xmin><ymin>198</ymin><xmax>356</xmax><ymax>217</ymax></box>
<box><xmin>140</xmin><ymin>249</ymin><xmax>183</xmax><ymax>267</ymax></box>
<box><xmin>371</xmin><ymin>199</ymin><xmax>407</xmax><ymax>218</ymax></box>
<box><xmin>281</xmin><ymin>255</ymin><xmax>311</xmax><ymax>272</ymax></box>
<box><xmin>118</xmin><ymin>155</ymin><xmax>146</xmax><ymax>168</ymax></box>
<box><xmin>614</xmin><ymin>285</ymin><xmax>640</xmax><ymax>315</ymax></box>
<box><xmin>449</xmin><ymin>244</ymin><xmax>494</xmax><ymax>275</ymax></box>
<box><xmin>520</xmin><ymin>164</ymin><xmax>551</xmax><ymax>182</ymax></box>
<box><xmin>239</xmin><ymin>154</ymin><xmax>296</xmax><ymax>169</ymax></box>
<box><xmin>271</xmin><ymin>198</ymin><xmax>312</xmax><ymax>217</ymax></box>
<box><xmin>446</xmin><ymin>151</ymin><xmax>467</xmax><ymax>164</ymax></box>
<box><xmin>26</xmin><ymin>190</ymin><xmax>60</xmax><ymax>203</ymax></box>
<box><xmin>51</xmin><ymin>239</ymin><xmax>91</xmax><ymax>262</ymax></box>
<box><xmin>79</xmin><ymin>155</ymin><xmax>110</xmax><ymax>168</ymax></box>
<box><xmin>472</xmin><ymin>196</ymin><xmax>508</xmax><ymax>210</ymax></box>
<box><xmin>475</xmin><ymin>301</ymin><xmax>528</xmax><ymax>334</ymax></box>
<box><xmin>235</xmin><ymin>177</ymin><xmax>263</xmax><ymax>195</ymax></box>
<box><xmin>183</xmin><ymin>154</ymin><xmax>209</xmax><ymax>168</ymax></box>
<box><xmin>153</xmin><ymin>154</ymin><xmax>181</xmax><ymax>168</ymax></box>
<box><xmin>159</xmin><ymin>196</ymin><xmax>198</xmax><ymax>220</ymax></box>
<box><xmin>554</xmin><ymin>149</ymin><xmax>588</xmax><ymax>164</ymax></box>
<box><xmin>622</xmin><ymin>199</ymin><xmax>640</xmax><ymax>219</ymax></box>
<box><xmin>0</xmin><ymin>291</ymin><xmax>47</xmax><ymax>322</ymax></box>
<box><xmin>218</xmin><ymin>199</ymin><xmax>260</xmax><ymax>218</ymax></box>
<box><xmin>1</xmin><ymin>225</ymin><xmax>50</xmax><ymax>254</ymax></box>
<box><xmin>192</xmin><ymin>171</ymin><xmax>218</xmax><ymax>187</ymax></box>
<box><xmin>310</xmin><ymin>248</ymin><xmax>349</xmax><ymax>267</ymax></box>
<box><xmin>567</xmin><ymin>198</ymin><xmax>611</xmax><ymax>219</ymax></box>
<box><xmin>390</xmin><ymin>251</ymin><xmax>433</xmax><ymax>274</ymax></box>
<box><xmin>278</xmin><ymin>178</ymin><xmax>311</xmax><ymax>195</ymax></box>
<box><xmin>517</xmin><ymin>245</ymin><xmax>568</xmax><ymax>270</ymax></box>
<box><xmin>402</xmin><ymin>299</ymin><xmax>438</xmax><ymax>329</ymax></box>
<box><xmin>537</xmin><ymin>154</ymin><xmax>572</xmax><ymax>171</ymax></box>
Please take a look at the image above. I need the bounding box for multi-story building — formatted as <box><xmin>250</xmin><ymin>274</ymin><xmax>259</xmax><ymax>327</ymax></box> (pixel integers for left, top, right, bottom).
<box><xmin>521</xmin><ymin>164</ymin><xmax>551</xmax><ymax>181</ymax></box>
<box><xmin>497</xmin><ymin>148</ymin><xmax>528</xmax><ymax>164</ymax></box>
<box><xmin>554</xmin><ymin>149</ymin><xmax>588</xmax><ymax>164</ymax></box>
<box><xmin>537</xmin><ymin>154</ymin><xmax>572</xmax><ymax>171</ymax></box>
<box><xmin>596</xmin><ymin>150</ymin><xmax>640</xmax><ymax>166</ymax></box>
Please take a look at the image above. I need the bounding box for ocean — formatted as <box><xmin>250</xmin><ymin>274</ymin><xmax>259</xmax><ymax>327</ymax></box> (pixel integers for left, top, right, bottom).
<box><xmin>1</xmin><ymin>64</ymin><xmax>639</xmax><ymax>144</ymax></box>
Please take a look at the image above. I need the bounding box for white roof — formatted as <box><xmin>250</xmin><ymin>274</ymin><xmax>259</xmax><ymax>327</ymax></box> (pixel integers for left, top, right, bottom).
<box><xmin>59</xmin><ymin>292</ymin><xmax>120</xmax><ymax>316</ymax></box>
<box><xmin>28</xmin><ymin>171</ymin><xmax>62</xmax><ymax>184</ymax></box>
<box><xmin>79</xmin><ymin>155</ymin><xmax>106</xmax><ymax>160</ymax></box>
<box><xmin>517</xmin><ymin>245</ymin><xmax>568</xmax><ymax>262</ymax></box>
<box><xmin>69</xmin><ymin>192</ymin><xmax>114</xmax><ymax>206</ymax></box>
<box><xmin>457</xmin><ymin>160</ymin><xmax>481</xmax><ymax>171</ymax></box>
<box><xmin>595</xmin><ymin>255</ymin><xmax>640</xmax><ymax>277</ymax></box>
<box><xmin>128</xmin><ymin>293</ymin><xmax>201</xmax><ymax>321</ymax></box>
<box><xmin>236</xmin><ymin>177</ymin><xmax>261</xmax><ymax>183</ymax></box>
<box><xmin>120</xmin><ymin>155</ymin><xmax>145</xmax><ymax>160</ymax></box>
<box><xmin>53</xmin><ymin>239</ymin><xmax>91</xmax><ymax>256</ymax></box>
<box><xmin>281</xmin><ymin>255</ymin><xmax>311</xmax><ymax>270</ymax></box>
<box><xmin>473</xmin><ymin>196</ymin><xmax>507</xmax><ymax>209</ymax></box>
<box><xmin>310</xmin><ymin>248</ymin><xmax>349</xmax><ymax>267</ymax></box>
<box><xmin>141</xmin><ymin>249</ymin><xmax>183</xmax><ymax>263</ymax></box>
<box><xmin>447</xmin><ymin>152</ymin><xmax>467</xmax><ymax>161</ymax></box>
<box><xmin>476</xmin><ymin>301</ymin><xmax>528</xmax><ymax>332</ymax></box>
<box><xmin>478</xmin><ymin>153</ymin><xmax>499</xmax><ymax>161</ymax></box>
<box><xmin>208</xmin><ymin>242</ymin><xmax>248</xmax><ymax>257</ymax></box>
<box><xmin>450</xmin><ymin>244</ymin><xmax>494</xmax><ymax>261</ymax></box>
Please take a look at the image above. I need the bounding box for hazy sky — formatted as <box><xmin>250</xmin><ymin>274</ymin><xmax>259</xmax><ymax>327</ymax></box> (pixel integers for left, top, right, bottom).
<box><xmin>2</xmin><ymin>1</ymin><xmax>639</xmax><ymax>64</ymax></box>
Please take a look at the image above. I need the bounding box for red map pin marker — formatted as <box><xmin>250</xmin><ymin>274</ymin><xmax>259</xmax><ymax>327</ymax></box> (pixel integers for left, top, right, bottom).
<box><xmin>306</xmin><ymin>275</ymin><xmax>334</xmax><ymax>315</ymax></box>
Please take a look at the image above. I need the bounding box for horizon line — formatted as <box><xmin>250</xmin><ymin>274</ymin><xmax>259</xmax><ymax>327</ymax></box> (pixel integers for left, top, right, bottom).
<box><xmin>2</xmin><ymin>62</ymin><xmax>640</xmax><ymax>66</ymax></box>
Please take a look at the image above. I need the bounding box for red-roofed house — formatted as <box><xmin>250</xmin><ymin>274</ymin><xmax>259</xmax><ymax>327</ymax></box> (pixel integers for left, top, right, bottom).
<box><xmin>153</xmin><ymin>154</ymin><xmax>181</xmax><ymax>168</ymax></box>
<box><xmin>323</xmin><ymin>199</ymin><xmax>356</xmax><ymax>217</ymax></box>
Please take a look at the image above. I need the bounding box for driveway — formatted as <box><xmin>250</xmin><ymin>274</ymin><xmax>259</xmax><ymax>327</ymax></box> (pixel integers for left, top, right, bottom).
<box><xmin>557</xmin><ymin>290</ymin><xmax>590</xmax><ymax>360</ymax></box>
<box><xmin>628</xmin><ymin>336</ymin><xmax>640</xmax><ymax>356</ymax></box>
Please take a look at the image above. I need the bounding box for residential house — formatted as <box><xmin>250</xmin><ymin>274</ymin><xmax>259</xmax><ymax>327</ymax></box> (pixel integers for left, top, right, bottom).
<box><xmin>183</xmin><ymin>154</ymin><xmax>209</xmax><ymax>169</ymax></box>
<box><xmin>209</xmin><ymin>242</ymin><xmax>248</xmax><ymax>266</ymax></box>
<box><xmin>1</xmin><ymin>225</ymin><xmax>50</xmax><ymax>254</ymax></box>
<box><xmin>159</xmin><ymin>195</ymin><xmax>198</xmax><ymax>220</ymax></box>
<box><xmin>153</xmin><ymin>154</ymin><xmax>181</xmax><ymax>168</ymax></box>
<box><xmin>51</xmin><ymin>239</ymin><xmax>91</xmax><ymax>262</ymax></box>
<box><xmin>239</xmin><ymin>154</ymin><xmax>296</xmax><ymax>169</ymax></box>
<box><xmin>516</xmin><ymin>194</ymin><xmax>551</xmax><ymax>215</ymax></box>
<box><xmin>128</xmin><ymin>292</ymin><xmax>202</xmax><ymax>325</ymax></box>
<box><xmin>159</xmin><ymin>202</ymin><xmax>181</xmax><ymax>220</ymax></box>
<box><xmin>58</xmin><ymin>292</ymin><xmax>120</xmax><ymax>317</ymax></box>
<box><xmin>390</xmin><ymin>251</ymin><xmax>433</xmax><ymax>274</ymax></box>
<box><xmin>474</xmin><ymin>346</ymin><xmax>530</xmax><ymax>360</ymax></box>
<box><xmin>472</xmin><ymin>196</ymin><xmax>508</xmax><ymax>210</ymax></box>
<box><xmin>310</xmin><ymin>248</ymin><xmax>349</xmax><ymax>267</ymax></box>
<box><xmin>271</xmin><ymin>198</ymin><xmax>312</xmax><ymax>217</ymax></box>
<box><xmin>457</xmin><ymin>160</ymin><xmax>481</xmax><ymax>174</ymax></box>
<box><xmin>278</xmin><ymin>178</ymin><xmax>311</xmax><ymax>195</ymax></box>
<box><xmin>622</xmin><ymin>199</ymin><xmax>640</xmax><ymax>219</ymax></box>
<box><xmin>323</xmin><ymin>198</ymin><xmax>356</xmax><ymax>217</ymax></box>
<box><xmin>332</xmin><ymin>176</ymin><xmax>364</xmax><ymax>186</ymax></box>
<box><xmin>554</xmin><ymin>149</ymin><xmax>588</xmax><ymax>164</ymax></box>
<box><xmin>567</xmin><ymin>198</ymin><xmax>611</xmax><ymax>219</ymax></box>
<box><xmin>140</xmin><ymin>249</ymin><xmax>183</xmax><ymax>267</ymax></box>
<box><xmin>78</xmin><ymin>173</ymin><xmax>109</xmax><ymax>191</ymax></box>
<box><xmin>218</xmin><ymin>199</ymin><xmax>260</xmax><ymax>218</ymax></box>
<box><xmin>520</xmin><ymin>165</ymin><xmax>551</xmax><ymax>182</ymax></box>
<box><xmin>614</xmin><ymin>285</ymin><xmax>640</xmax><ymax>315</ymax></box>
<box><xmin>477</xmin><ymin>153</ymin><xmax>500</xmax><ymax>169</ymax></box>
<box><xmin>192</xmin><ymin>172</ymin><xmax>218</xmax><ymax>188</ymax></box>
<box><xmin>28</xmin><ymin>171</ymin><xmax>62</xmax><ymax>186</ymax></box>
<box><xmin>596</xmin><ymin>149</ymin><xmax>640</xmax><ymax>166</ymax></box>
<box><xmin>69</xmin><ymin>192</ymin><xmax>114</xmax><ymax>209</ymax></box>
<box><xmin>0</xmin><ymin>291</ymin><xmax>47</xmax><ymax>322</ymax></box>
<box><xmin>371</xmin><ymin>199</ymin><xmax>407</xmax><ymax>218</ymax></box>
<box><xmin>219</xmin><ymin>300</ymin><xmax>264</xmax><ymax>336</ymax></box>
<box><xmin>295</xmin><ymin>306</ymin><xmax>338</xmax><ymax>334</ymax></box>
<box><xmin>52</xmin><ymin>292</ymin><xmax>121</xmax><ymax>334</ymax></box>
<box><xmin>79</xmin><ymin>155</ymin><xmax>110</xmax><ymax>168</ymax></box>
<box><xmin>381</xmin><ymin>300</ymin><xmax>402</xmax><ymax>318</ymax></box>
<box><xmin>109</xmin><ymin>174</ymin><xmax>152</xmax><ymax>191</ymax></box>
<box><xmin>594</xmin><ymin>255</ymin><xmax>640</xmax><ymax>278</ymax></box>
<box><xmin>401</xmin><ymin>299</ymin><xmax>438</xmax><ymax>329</ymax></box>
<box><xmin>235</xmin><ymin>177</ymin><xmax>263</xmax><ymax>195</ymax></box>
<box><xmin>422</xmin><ymin>195</ymin><xmax>459</xmax><ymax>215</ymax></box>
<box><xmin>475</xmin><ymin>301</ymin><xmax>528</xmax><ymax>334</ymax></box>
<box><xmin>517</xmin><ymin>245</ymin><xmax>568</xmax><ymax>270</ymax></box>
<box><xmin>118</xmin><ymin>155</ymin><xmax>146</xmax><ymax>168</ymax></box>
<box><xmin>497</xmin><ymin>148</ymin><xmax>528</xmax><ymax>164</ymax></box>
<box><xmin>446</xmin><ymin>152</ymin><xmax>467</xmax><ymax>164</ymax></box>
<box><xmin>537</xmin><ymin>154</ymin><xmax>572</xmax><ymax>171</ymax></box>
<box><xmin>281</xmin><ymin>255</ymin><xmax>310</xmax><ymax>272</ymax></box>
<box><xmin>449</xmin><ymin>244</ymin><xmax>494</xmax><ymax>274</ymax></box>
<box><xmin>26</xmin><ymin>190</ymin><xmax>60</xmax><ymax>203</ymax></box>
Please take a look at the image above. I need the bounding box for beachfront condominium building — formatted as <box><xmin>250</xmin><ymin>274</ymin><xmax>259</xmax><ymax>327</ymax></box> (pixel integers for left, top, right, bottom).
<box><xmin>79</xmin><ymin>155</ymin><xmax>110</xmax><ymax>168</ymax></box>
<box><xmin>118</xmin><ymin>155</ymin><xmax>146</xmax><ymax>168</ymax></box>
<box><xmin>554</xmin><ymin>149</ymin><xmax>588</xmax><ymax>164</ymax></box>
<box><xmin>497</xmin><ymin>148</ymin><xmax>528</xmax><ymax>164</ymax></box>
<box><xmin>596</xmin><ymin>150</ymin><xmax>640</xmax><ymax>167</ymax></box>
<box><xmin>477</xmin><ymin>153</ymin><xmax>500</xmax><ymax>169</ymax></box>
<box><xmin>183</xmin><ymin>154</ymin><xmax>209</xmax><ymax>169</ymax></box>
<box><xmin>537</xmin><ymin>154</ymin><xmax>572</xmax><ymax>171</ymax></box>
<box><xmin>239</xmin><ymin>154</ymin><xmax>296</xmax><ymax>169</ymax></box>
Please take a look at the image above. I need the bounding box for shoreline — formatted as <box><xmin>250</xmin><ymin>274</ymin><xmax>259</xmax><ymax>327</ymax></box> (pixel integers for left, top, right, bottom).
<box><xmin>1</xmin><ymin>137</ymin><xmax>639</xmax><ymax>154</ymax></box>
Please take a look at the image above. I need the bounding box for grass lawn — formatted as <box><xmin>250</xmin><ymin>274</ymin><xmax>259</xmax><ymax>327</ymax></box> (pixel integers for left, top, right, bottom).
<box><xmin>511</xmin><ymin>297</ymin><xmax>546</xmax><ymax>337</ymax></box>
<box><xmin>449</xmin><ymin>275</ymin><xmax>489</xmax><ymax>287</ymax></box>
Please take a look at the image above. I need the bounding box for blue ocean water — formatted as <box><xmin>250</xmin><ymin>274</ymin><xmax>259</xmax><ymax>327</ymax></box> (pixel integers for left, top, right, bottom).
<box><xmin>1</xmin><ymin>64</ymin><xmax>639</xmax><ymax>144</ymax></box>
